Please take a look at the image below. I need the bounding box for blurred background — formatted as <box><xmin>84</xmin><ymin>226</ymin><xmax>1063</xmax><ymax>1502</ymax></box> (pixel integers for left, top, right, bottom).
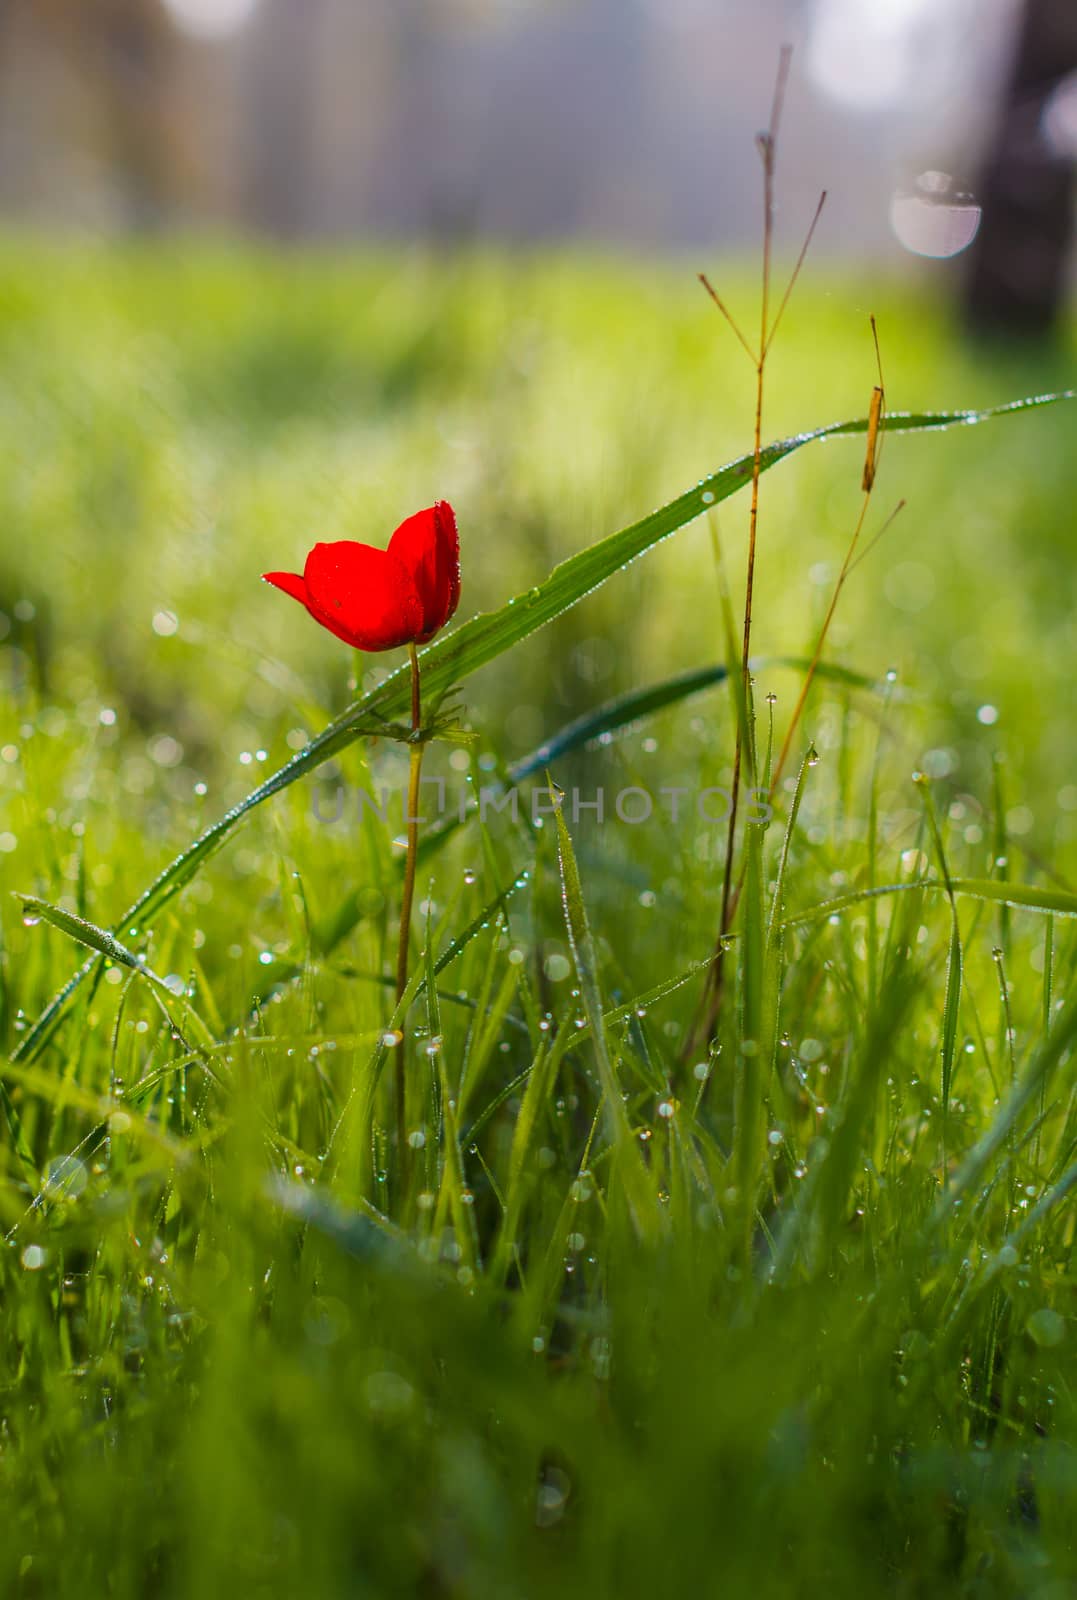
<box><xmin>0</xmin><ymin>0</ymin><xmax>1074</xmax><ymax>282</ymax></box>
<box><xmin>0</xmin><ymin>0</ymin><xmax>1075</xmax><ymax>941</ymax></box>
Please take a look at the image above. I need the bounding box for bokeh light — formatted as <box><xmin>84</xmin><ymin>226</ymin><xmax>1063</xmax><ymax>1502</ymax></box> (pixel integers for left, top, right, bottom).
<box><xmin>808</xmin><ymin>0</ymin><xmax>960</xmax><ymax>113</ymax></box>
<box><xmin>161</xmin><ymin>0</ymin><xmax>261</xmax><ymax>41</ymax></box>
<box><xmin>1042</xmin><ymin>70</ymin><xmax>1077</xmax><ymax>160</ymax></box>
<box><xmin>889</xmin><ymin>169</ymin><xmax>982</xmax><ymax>258</ymax></box>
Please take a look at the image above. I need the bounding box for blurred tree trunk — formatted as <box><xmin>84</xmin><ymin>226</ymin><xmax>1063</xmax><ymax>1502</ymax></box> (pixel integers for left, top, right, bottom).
<box><xmin>965</xmin><ymin>0</ymin><xmax>1077</xmax><ymax>336</ymax></box>
<box><xmin>0</xmin><ymin>0</ymin><xmax>185</xmax><ymax>228</ymax></box>
<box><xmin>246</xmin><ymin>0</ymin><xmax>325</xmax><ymax>237</ymax></box>
<box><xmin>94</xmin><ymin>0</ymin><xmax>177</xmax><ymax>228</ymax></box>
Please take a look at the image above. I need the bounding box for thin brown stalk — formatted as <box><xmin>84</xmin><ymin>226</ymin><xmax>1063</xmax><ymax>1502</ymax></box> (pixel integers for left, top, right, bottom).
<box><xmin>697</xmin><ymin>46</ymin><xmax>792</xmax><ymax>1045</ymax></box>
<box><xmin>763</xmin><ymin>190</ymin><xmax>827</xmax><ymax>358</ymax></box>
<box><xmin>698</xmin><ymin>272</ymin><xmax>757</xmax><ymax>365</ymax></box>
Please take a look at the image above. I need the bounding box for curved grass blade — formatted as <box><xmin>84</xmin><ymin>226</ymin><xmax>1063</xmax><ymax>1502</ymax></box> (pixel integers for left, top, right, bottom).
<box><xmin>566</xmin><ymin>957</ymin><xmax>714</xmax><ymax>1050</ymax></box>
<box><xmin>17</xmin><ymin>895</ymin><xmax>149</xmax><ymax>972</ymax></box>
<box><xmin>782</xmin><ymin>876</ymin><xmax>1077</xmax><ymax>928</ymax></box>
<box><xmin>415</xmin><ymin>657</ymin><xmax>902</xmax><ymax>867</ymax></box>
<box><xmin>15</xmin><ymin>894</ymin><xmax>217</xmax><ymax>1055</ymax></box>
<box><xmin>511</xmin><ymin>656</ymin><xmax>883</xmax><ymax>782</ymax></box>
<box><xmin>15</xmin><ymin>393</ymin><xmax>1072</xmax><ymax>1067</ymax></box>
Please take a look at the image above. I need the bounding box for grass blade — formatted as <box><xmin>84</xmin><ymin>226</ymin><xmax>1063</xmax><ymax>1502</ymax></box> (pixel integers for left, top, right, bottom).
<box><xmin>783</xmin><ymin>876</ymin><xmax>1077</xmax><ymax>927</ymax></box>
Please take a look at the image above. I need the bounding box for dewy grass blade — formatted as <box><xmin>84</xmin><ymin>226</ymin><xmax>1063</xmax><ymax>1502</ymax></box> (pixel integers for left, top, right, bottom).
<box><xmin>782</xmin><ymin>876</ymin><xmax>1077</xmax><ymax>927</ymax></box>
<box><xmin>15</xmin><ymin>894</ymin><xmax>217</xmax><ymax>1056</ymax></box>
<box><xmin>916</xmin><ymin>774</ymin><xmax>963</xmax><ymax>1128</ymax></box>
<box><xmin>735</xmin><ymin>812</ymin><xmax>767</xmax><ymax>1252</ymax></box>
<box><xmin>549</xmin><ymin>778</ymin><xmax>621</xmax><ymax>1128</ymax></box>
<box><xmin>766</xmin><ymin>744</ymin><xmax>815</xmax><ymax>950</ymax></box>
<box><xmin>13</xmin><ymin>392</ymin><xmax>1073</xmax><ymax>1067</ymax></box>
<box><xmin>512</xmin><ymin>657</ymin><xmax>881</xmax><ymax>782</ymax></box>
<box><xmin>549</xmin><ymin>777</ymin><xmax>652</xmax><ymax>1232</ymax></box>
<box><xmin>932</xmin><ymin>1001</ymin><xmax>1077</xmax><ymax>1228</ymax></box>
<box><xmin>17</xmin><ymin>894</ymin><xmax>151</xmax><ymax>971</ymax></box>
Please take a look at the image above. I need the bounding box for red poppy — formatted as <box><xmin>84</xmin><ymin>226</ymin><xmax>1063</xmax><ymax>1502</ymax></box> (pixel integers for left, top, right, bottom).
<box><xmin>263</xmin><ymin>501</ymin><xmax>460</xmax><ymax>652</ymax></box>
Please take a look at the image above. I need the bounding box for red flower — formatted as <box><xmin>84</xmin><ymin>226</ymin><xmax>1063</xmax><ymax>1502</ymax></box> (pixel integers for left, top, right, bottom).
<box><xmin>263</xmin><ymin>501</ymin><xmax>460</xmax><ymax>652</ymax></box>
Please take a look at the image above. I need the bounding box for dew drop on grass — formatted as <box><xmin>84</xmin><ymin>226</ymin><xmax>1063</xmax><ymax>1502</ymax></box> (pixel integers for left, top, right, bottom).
<box><xmin>258</xmin><ymin>952</ymin><xmax>273</xmax><ymax>966</ymax></box>
<box><xmin>21</xmin><ymin>910</ymin><xmax>40</xmax><ymax>927</ymax></box>
<box><xmin>463</xmin><ymin>868</ymin><xmax>477</xmax><ymax>885</ymax></box>
<box><xmin>657</xmin><ymin>1099</ymin><xmax>676</xmax><ymax>1120</ymax></box>
<box><xmin>381</xmin><ymin>1030</ymin><xmax>403</xmax><ymax>1049</ymax></box>
<box><xmin>407</xmin><ymin>1130</ymin><xmax>426</xmax><ymax>1150</ymax></box>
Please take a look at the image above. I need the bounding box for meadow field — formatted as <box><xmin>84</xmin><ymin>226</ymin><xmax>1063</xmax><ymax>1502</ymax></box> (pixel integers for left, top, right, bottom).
<box><xmin>0</xmin><ymin>242</ymin><xmax>1075</xmax><ymax>1597</ymax></box>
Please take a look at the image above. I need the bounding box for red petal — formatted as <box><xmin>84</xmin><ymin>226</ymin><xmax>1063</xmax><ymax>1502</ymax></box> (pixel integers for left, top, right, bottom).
<box><xmin>388</xmin><ymin>500</ymin><xmax>460</xmax><ymax>643</ymax></box>
<box><xmin>302</xmin><ymin>541</ymin><xmax>424</xmax><ymax>651</ymax></box>
<box><xmin>262</xmin><ymin>570</ymin><xmax>309</xmax><ymax>605</ymax></box>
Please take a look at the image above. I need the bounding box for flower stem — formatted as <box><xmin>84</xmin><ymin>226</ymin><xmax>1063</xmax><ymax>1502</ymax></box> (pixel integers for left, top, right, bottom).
<box><xmin>395</xmin><ymin>642</ymin><xmax>423</xmax><ymax>1160</ymax></box>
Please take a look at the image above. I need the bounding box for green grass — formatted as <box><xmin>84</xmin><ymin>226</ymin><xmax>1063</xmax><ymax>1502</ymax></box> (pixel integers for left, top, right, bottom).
<box><xmin>1</xmin><ymin>240</ymin><xmax>1076</xmax><ymax>1598</ymax></box>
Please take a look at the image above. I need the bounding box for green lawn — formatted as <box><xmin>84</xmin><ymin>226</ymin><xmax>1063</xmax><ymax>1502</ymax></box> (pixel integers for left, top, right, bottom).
<box><xmin>1</xmin><ymin>241</ymin><xmax>1075</xmax><ymax>1597</ymax></box>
